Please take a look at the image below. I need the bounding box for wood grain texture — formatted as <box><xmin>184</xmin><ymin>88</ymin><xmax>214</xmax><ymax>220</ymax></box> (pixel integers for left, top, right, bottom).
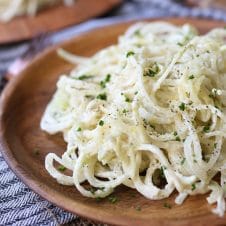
<box><xmin>1</xmin><ymin>18</ymin><xmax>226</xmax><ymax>226</ymax></box>
<box><xmin>0</xmin><ymin>0</ymin><xmax>122</xmax><ymax>44</ymax></box>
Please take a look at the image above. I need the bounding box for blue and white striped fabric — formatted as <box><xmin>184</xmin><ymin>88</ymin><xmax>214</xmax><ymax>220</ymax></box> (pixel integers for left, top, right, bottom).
<box><xmin>0</xmin><ymin>154</ymin><xmax>75</xmax><ymax>226</ymax></box>
<box><xmin>1</xmin><ymin>0</ymin><xmax>226</xmax><ymax>225</ymax></box>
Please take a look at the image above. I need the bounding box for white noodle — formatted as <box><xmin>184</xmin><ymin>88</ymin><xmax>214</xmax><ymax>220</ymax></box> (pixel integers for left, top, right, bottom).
<box><xmin>41</xmin><ymin>22</ymin><xmax>226</xmax><ymax>217</ymax></box>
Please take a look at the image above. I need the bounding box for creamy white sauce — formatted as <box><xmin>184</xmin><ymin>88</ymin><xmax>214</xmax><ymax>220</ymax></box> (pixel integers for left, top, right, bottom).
<box><xmin>41</xmin><ymin>22</ymin><xmax>226</xmax><ymax>217</ymax></box>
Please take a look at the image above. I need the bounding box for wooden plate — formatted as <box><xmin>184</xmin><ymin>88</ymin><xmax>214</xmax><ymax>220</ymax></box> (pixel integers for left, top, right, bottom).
<box><xmin>1</xmin><ymin>18</ymin><xmax>226</xmax><ymax>226</ymax></box>
<box><xmin>0</xmin><ymin>0</ymin><xmax>122</xmax><ymax>44</ymax></box>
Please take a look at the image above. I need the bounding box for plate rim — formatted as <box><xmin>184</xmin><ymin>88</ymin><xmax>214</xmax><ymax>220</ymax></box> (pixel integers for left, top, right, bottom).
<box><xmin>1</xmin><ymin>17</ymin><xmax>226</xmax><ymax>226</ymax></box>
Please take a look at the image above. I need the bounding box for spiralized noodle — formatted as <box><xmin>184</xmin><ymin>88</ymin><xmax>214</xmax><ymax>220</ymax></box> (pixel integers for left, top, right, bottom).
<box><xmin>41</xmin><ymin>22</ymin><xmax>226</xmax><ymax>216</ymax></box>
<box><xmin>0</xmin><ymin>0</ymin><xmax>74</xmax><ymax>22</ymax></box>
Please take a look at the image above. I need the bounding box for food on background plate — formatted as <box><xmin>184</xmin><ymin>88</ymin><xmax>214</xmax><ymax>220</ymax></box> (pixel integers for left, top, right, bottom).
<box><xmin>0</xmin><ymin>0</ymin><xmax>74</xmax><ymax>22</ymax></box>
<box><xmin>41</xmin><ymin>21</ymin><xmax>226</xmax><ymax>217</ymax></box>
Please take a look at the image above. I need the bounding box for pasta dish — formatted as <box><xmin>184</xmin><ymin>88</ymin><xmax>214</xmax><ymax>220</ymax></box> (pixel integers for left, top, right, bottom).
<box><xmin>41</xmin><ymin>21</ymin><xmax>226</xmax><ymax>217</ymax></box>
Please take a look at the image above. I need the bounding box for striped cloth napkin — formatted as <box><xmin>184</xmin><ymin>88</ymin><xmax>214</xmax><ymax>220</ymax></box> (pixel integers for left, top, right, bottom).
<box><xmin>1</xmin><ymin>0</ymin><xmax>226</xmax><ymax>225</ymax></box>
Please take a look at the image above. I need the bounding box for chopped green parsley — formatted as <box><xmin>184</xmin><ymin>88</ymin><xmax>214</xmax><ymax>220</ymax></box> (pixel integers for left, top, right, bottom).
<box><xmin>203</xmin><ymin>126</ymin><xmax>210</xmax><ymax>133</ymax></box>
<box><xmin>134</xmin><ymin>30</ymin><xmax>141</xmax><ymax>36</ymax></box>
<box><xmin>125</xmin><ymin>96</ymin><xmax>132</xmax><ymax>103</ymax></box>
<box><xmin>122</xmin><ymin>109</ymin><xmax>127</xmax><ymax>114</ymax></box>
<box><xmin>85</xmin><ymin>95</ymin><xmax>95</xmax><ymax>99</ymax></box>
<box><xmin>88</xmin><ymin>187</ymin><xmax>96</xmax><ymax>194</ymax></box>
<box><xmin>99</xmin><ymin>120</ymin><xmax>104</xmax><ymax>126</ymax></box>
<box><xmin>100</xmin><ymin>81</ymin><xmax>106</xmax><ymax>88</ymax></box>
<box><xmin>58</xmin><ymin>165</ymin><xmax>66</xmax><ymax>172</ymax></box>
<box><xmin>77</xmin><ymin>75</ymin><xmax>93</xmax><ymax>80</ymax></box>
<box><xmin>143</xmin><ymin>64</ymin><xmax>160</xmax><ymax>77</ymax></box>
<box><xmin>100</xmin><ymin>74</ymin><xmax>111</xmax><ymax>88</ymax></box>
<box><xmin>179</xmin><ymin>102</ymin><xmax>185</xmax><ymax>111</ymax></box>
<box><xmin>126</xmin><ymin>51</ymin><xmax>135</xmax><ymax>57</ymax></box>
<box><xmin>96</xmin><ymin>93</ymin><xmax>107</xmax><ymax>100</ymax></box>
<box><xmin>108</xmin><ymin>195</ymin><xmax>118</xmax><ymax>204</ymax></box>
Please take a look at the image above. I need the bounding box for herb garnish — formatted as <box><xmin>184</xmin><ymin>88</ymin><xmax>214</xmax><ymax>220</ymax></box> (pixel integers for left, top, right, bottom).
<box><xmin>122</xmin><ymin>109</ymin><xmax>127</xmax><ymax>114</ymax></box>
<box><xmin>58</xmin><ymin>165</ymin><xmax>66</xmax><ymax>171</ymax></box>
<box><xmin>185</xmin><ymin>92</ymin><xmax>190</xmax><ymax>98</ymax></box>
<box><xmin>125</xmin><ymin>96</ymin><xmax>132</xmax><ymax>103</ymax></box>
<box><xmin>108</xmin><ymin>195</ymin><xmax>118</xmax><ymax>204</ymax></box>
<box><xmin>179</xmin><ymin>102</ymin><xmax>185</xmax><ymax>111</ymax></box>
<box><xmin>105</xmin><ymin>74</ymin><xmax>111</xmax><ymax>82</ymax></box>
<box><xmin>85</xmin><ymin>95</ymin><xmax>94</xmax><ymax>99</ymax></box>
<box><xmin>188</xmin><ymin>75</ymin><xmax>194</xmax><ymax>79</ymax></box>
<box><xmin>100</xmin><ymin>74</ymin><xmax>111</xmax><ymax>88</ymax></box>
<box><xmin>89</xmin><ymin>187</ymin><xmax>96</xmax><ymax>194</ymax></box>
<box><xmin>143</xmin><ymin>64</ymin><xmax>159</xmax><ymax>77</ymax></box>
<box><xmin>203</xmin><ymin>126</ymin><xmax>210</xmax><ymax>133</ymax></box>
<box><xmin>100</xmin><ymin>81</ymin><xmax>106</xmax><ymax>88</ymax></box>
<box><xmin>175</xmin><ymin>136</ymin><xmax>181</xmax><ymax>141</ymax></box>
<box><xmin>177</xmin><ymin>42</ymin><xmax>184</xmax><ymax>47</ymax></box>
<box><xmin>77</xmin><ymin>75</ymin><xmax>93</xmax><ymax>80</ymax></box>
<box><xmin>96</xmin><ymin>93</ymin><xmax>107</xmax><ymax>100</ymax></box>
<box><xmin>191</xmin><ymin>183</ymin><xmax>196</xmax><ymax>191</ymax></box>
<box><xmin>126</xmin><ymin>51</ymin><xmax>135</xmax><ymax>57</ymax></box>
<box><xmin>134</xmin><ymin>30</ymin><xmax>141</xmax><ymax>36</ymax></box>
<box><xmin>214</xmin><ymin>143</ymin><xmax>217</xmax><ymax>148</ymax></box>
<box><xmin>77</xmin><ymin>127</ymin><xmax>82</xmax><ymax>132</ymax></box>
<box><xmin>99</xmin><ymin>120</ymin><xmax>104</xmax><ymax>126</ymax></box>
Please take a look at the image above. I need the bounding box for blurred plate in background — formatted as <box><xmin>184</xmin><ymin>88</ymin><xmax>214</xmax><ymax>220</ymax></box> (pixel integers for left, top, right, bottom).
<box><xmin>0</xmin><ymin>0</ymin><xmax>122</xmax><ymax>44</ymax></box>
